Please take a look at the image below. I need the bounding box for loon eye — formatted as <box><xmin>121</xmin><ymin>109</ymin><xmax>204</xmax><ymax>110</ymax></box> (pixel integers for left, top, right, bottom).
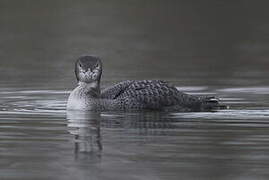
<box><xmin>79</xmin><ymin>63</ymin><xmax>82</xmax><ymax>67</ymax></box>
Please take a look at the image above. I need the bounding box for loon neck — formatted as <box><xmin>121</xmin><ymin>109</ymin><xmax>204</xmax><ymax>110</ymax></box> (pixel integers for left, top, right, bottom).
<box><xmin>78</xmin><ymin>81</ymin><xmax>100</xmax><ymax>98</ymax></box>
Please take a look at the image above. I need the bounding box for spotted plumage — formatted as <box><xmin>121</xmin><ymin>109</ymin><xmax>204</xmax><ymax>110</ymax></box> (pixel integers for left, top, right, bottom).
<box><xmin>100</xmin><ymin>80</ymin><xmax>214</xmax><ymax>111</ymax></box>
<box><xmin>67</xmin><ymin>55</ymin><xmax>224</xmax><ymax>112</ymax></box>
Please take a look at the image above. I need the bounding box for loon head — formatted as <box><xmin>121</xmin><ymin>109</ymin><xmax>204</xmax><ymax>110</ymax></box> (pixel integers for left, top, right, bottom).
<box><xmin>75</xmin><ymin>55</ymin><xmax>102</xmax><ymax>83</ymax></box>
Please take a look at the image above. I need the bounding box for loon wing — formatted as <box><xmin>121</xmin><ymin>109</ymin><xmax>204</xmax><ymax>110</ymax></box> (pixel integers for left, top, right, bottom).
<box><xmin>101</xmin><ymin>80</ymin><xmax>221</xmax><ymax>111</ymax></box>
<box><xmin>101</xmin><ymin>80</ymin><xmax>201</xmax><ymax>109</ymax></box>
<box><xmin>100</xmin><ymin>80</ymin><xmax>135</xmax><ymax>99</ymax></box>
<box><xmin>114</xmin><ymin>80</ymin><xmax>202</xmax><ymax>109</ymax></box>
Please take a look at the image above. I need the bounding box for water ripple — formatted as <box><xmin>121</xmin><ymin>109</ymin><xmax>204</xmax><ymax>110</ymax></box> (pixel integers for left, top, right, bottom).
<box><xmin>1</xmin><ymin>87</ymin><xmax>269</xmax><ymax>180</ymax></box>
<box><xmin>218</xmin><ymin>86</ymin><xmax>269</xmax><ymax>94</ymax></box>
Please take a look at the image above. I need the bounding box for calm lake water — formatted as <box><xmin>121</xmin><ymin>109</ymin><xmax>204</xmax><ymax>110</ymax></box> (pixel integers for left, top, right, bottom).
<box><xmin>1</xmin><ymin>1</ymin><xmax>269</xmax><ymax>180</ymax></box>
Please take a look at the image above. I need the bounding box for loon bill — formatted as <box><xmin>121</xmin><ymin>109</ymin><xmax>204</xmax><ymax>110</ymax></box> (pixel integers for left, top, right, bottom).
<box><xmin>67</xmin><ymin>55</ymin><xmax>225</xmax><ymax>112</ymax></box>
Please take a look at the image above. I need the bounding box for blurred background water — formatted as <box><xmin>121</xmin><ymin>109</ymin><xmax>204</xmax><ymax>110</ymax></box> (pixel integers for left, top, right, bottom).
<box><xmin>1</xmin><ymin>0</ymin><xmax>269</xmax><ymax>180</ymax></box>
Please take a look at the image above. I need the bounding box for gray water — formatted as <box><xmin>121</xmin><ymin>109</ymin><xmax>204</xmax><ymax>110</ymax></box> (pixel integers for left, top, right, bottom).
<box><xmin>1</xmin><ymin>1</ymin><xmax>269</xmax><ymax>180</ymax></box>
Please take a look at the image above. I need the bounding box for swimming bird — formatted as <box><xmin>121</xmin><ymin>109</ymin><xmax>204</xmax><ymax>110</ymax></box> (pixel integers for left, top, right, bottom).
<box><xmin>67</xmin><ymin>55</ymin><xmax>223</xmax><ymax>112</ymax></box>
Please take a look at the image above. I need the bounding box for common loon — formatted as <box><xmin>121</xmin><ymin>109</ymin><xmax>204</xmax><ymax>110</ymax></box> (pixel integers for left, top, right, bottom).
<box><xmin>67</xmin><ymin>55</ymin><xmax>223</xmax><ymax>112</ymax></box>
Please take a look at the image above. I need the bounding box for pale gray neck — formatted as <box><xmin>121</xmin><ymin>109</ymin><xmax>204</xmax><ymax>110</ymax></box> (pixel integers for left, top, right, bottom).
<box><xmin>78</xmin><ymin>81</ymin><xmax>100</xmax><ymax>98</ymax></box>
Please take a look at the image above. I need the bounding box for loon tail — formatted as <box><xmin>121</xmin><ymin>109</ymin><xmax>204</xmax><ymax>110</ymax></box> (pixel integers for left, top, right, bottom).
<box><xmin>201</xmin><ymin>96</ymin><xmax>228</xmax><ymax>111</ymax></box>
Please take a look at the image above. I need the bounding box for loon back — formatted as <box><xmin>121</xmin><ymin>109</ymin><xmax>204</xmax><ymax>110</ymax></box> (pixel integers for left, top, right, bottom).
<box><xmin>100</xmin><ymin>80</ymin><xmax>220</xmax><ymax>111</ymax></box>
<box><xmin>67</xmin><ymin>55</ymin><xmax>223</xmax><ymax>112</ymax></box>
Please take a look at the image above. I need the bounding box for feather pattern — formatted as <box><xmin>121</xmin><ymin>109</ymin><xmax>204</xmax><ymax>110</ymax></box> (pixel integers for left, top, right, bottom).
<box><xmin>100</xmin><ymin>80</ymin><xmax>217</xmax><ymax>111</ymax></box>
<box><xmin>67</xmin><ymin>55</ymin><xmax>225</xmax><ymax>112</ymax></box>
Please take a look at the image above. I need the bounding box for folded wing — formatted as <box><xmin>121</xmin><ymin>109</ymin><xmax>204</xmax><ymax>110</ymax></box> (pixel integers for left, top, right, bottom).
<box><xmin>101</xmin><ymin>80</ymin><xmax>204</xmax><ymax>110</ymax></box>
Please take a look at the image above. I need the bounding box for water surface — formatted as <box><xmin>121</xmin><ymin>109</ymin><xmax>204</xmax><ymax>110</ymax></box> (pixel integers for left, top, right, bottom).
<box><xmin>1</xmin><ymin>1</ymin><xmax>269</xmax><ymax>180</ymax></box>
<box><xmin>1</xmin><ymin>85</ymin><xmax>269</xmax><ymax>180</ymax></box>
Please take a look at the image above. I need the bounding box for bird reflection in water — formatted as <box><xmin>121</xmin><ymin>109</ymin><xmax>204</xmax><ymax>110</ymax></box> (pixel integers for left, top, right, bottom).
<box><xmin>66</xmin><ymin>111</ymin><xmax>102</xmax><ymax>158</ymax></box>
<box><xmin>66</xmin><ymin>110</ymin><xmax>180</xmax><ymax>163</ymax></box>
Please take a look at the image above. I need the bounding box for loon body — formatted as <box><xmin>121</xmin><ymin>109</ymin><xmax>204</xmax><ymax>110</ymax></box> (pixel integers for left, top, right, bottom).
<box><xmin>67</xmin><ymin>55</ymin><xmax>222</xmax><ymax>112</ymax></box>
